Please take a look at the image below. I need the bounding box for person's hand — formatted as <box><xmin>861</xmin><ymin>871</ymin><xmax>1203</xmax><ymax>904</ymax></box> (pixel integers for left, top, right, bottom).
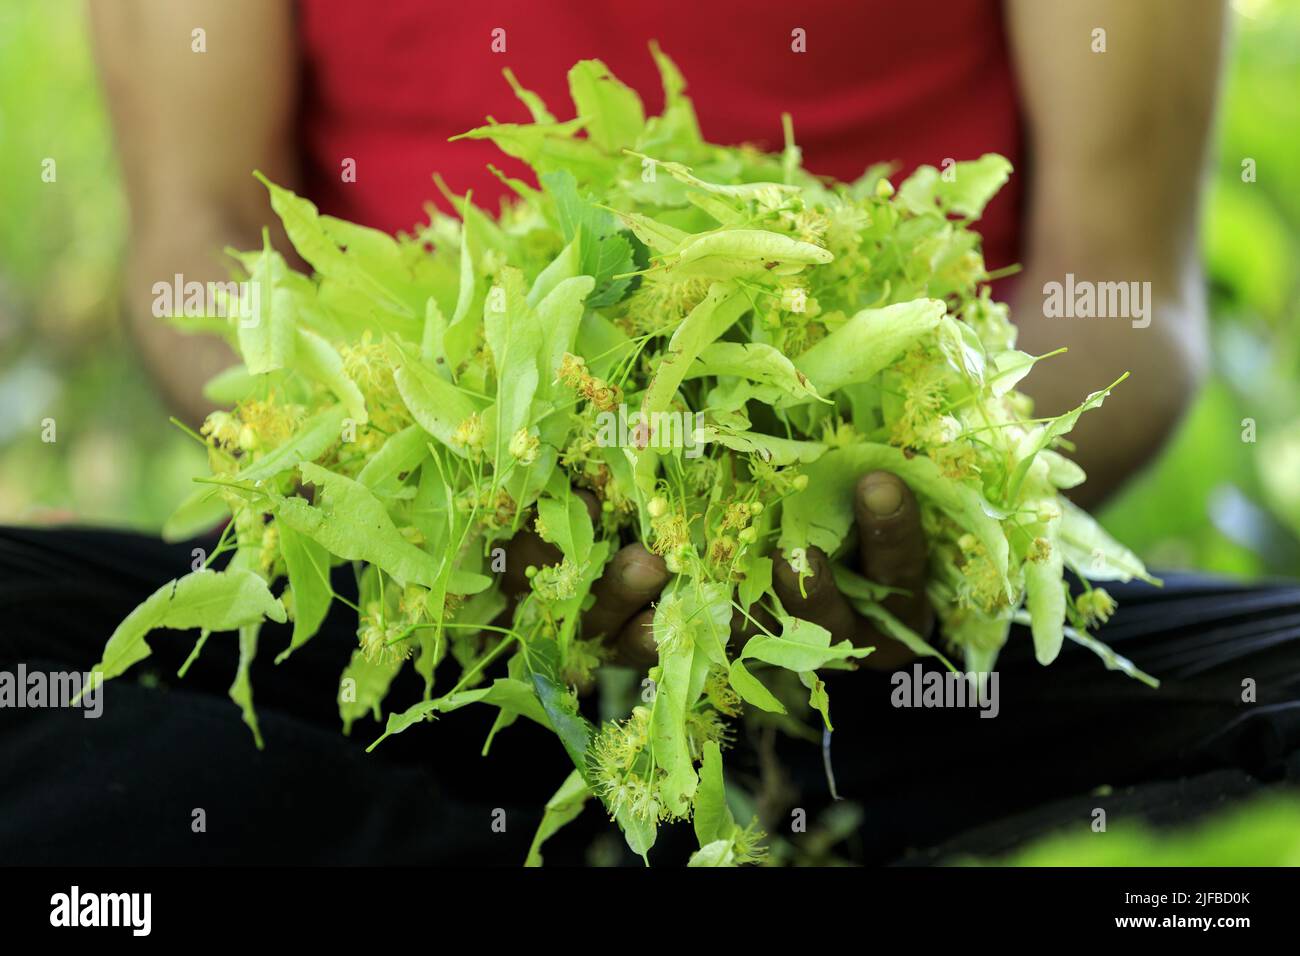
<box><xmin>500</xmin><ymin>492</ymin><xmax>672</xmax><ymax>668</ymax></box>
<box><xmin>503</xmin><ymin>470</ymin><xmax>932</xmax><ymax>672</ymax></box>
<box><xmin>771</xmin><ymin>470</ymin><xmax>932</xmax><ymax>671</ymax></box>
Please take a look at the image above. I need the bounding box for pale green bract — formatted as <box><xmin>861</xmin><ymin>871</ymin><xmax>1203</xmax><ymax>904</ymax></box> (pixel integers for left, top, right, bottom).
<box><xmin>101</xmin><ymin>50</ymin><xmax>1156</xmax><ymax>866</ymax></box>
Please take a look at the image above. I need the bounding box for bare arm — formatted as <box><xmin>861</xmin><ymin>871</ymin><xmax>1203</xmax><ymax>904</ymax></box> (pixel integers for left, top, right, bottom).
<box><xmin>1004</xmin><ymin>0</ymin><xmax>1225</xmax><ymax>506</ymax></box>
<box><xmin>90</xmin><ymin>0</ymin><xmax>299</xmax><ymax>425</ymax></box>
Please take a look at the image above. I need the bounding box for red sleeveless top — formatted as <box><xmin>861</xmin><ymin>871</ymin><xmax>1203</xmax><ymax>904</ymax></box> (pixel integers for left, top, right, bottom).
<box><xmin>296</xmin><ymin>0</ymin><xmax>1023</xmax><ymax>271</ymax></box>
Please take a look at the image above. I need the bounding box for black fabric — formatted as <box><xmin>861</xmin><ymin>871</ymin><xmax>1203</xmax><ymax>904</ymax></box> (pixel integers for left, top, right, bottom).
<box><xmin>2</xmin><ymin>525</ymin><xmax>1299</xmax><ymax>866</ymax></box>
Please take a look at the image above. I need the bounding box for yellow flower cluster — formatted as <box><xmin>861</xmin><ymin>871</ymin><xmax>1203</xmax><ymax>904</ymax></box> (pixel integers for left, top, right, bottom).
<box><xmin>556</xmin><ymin>353</ymin><xmax>622</xmax><ymax>413</ymax></box>
<box><xmin>1076</xmin><ymin>587</ymin><xmax>1117</xmax><ymax>628</ymax></box>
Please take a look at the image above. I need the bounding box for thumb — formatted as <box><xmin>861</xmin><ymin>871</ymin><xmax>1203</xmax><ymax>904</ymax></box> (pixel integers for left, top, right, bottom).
<box><xmin>855</xmin><ymin>470</ymin><xmax>932</xmax><ymax>638</ymax></box>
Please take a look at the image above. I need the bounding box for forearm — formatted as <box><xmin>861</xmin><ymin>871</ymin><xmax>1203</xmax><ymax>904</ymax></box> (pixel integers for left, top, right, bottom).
<box><xmin>1009</xmin><ymin>252</ymin><xmax>1209</xmax><ymax>508</ymax></box>
<box><xmin>90</xmin><ymin>0</ymin><xmax>299</xmax><ymax>425</ymax></box>
<box><xmin>1003</xmin><ymin>0</ymin><xmax>1225</xmax><ymax>506</ymax></box>
<box><xmin>125</xmin><ymin>205</ymin><xmax>264</xmax><ymax>426</ymax></box>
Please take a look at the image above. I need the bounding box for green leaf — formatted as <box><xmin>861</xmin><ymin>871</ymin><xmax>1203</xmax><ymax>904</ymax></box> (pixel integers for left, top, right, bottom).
<box><xmin>536</xmin><ymin>494</ymin><xmax>594</xmax><ymax>563</ymax></box>
<box><xmin>525</xmin><ymin>770</ymin><xmax>590</xmax><ymax>867</ymax></box>
<box><xmin>616</xmin><ymin>802</ymin><xmax>657</xmax><ymax>859</ymax></box>
<box><xmin>793</xmin><ymin>299</ymin><xmax>945</xmax><ymax>396</ymax></box>
<box><xmin>739</xmin><ymin>616</ymin><xmax>872</xmax><ymax>672</ymax></box>
<box><xmin>803</xmin><ymin>671</ymin><xmax>832</xmax><ymax>731</ymax></box>
<box><xmin>89</xmin><ymin>569</ymin><xmax>285</xmax><ymax>689</ymax></box>
<box><xmin>687</xmin><ymin>839</ymin><xmax>736</xmax><ymax>867</ymax></box>
<box><xmin>641</xmin><ymin>282</ymin><xmax>749</xmax><ymax>419</ymax></box>
<box><xmin>355</xmin><ymin>425</ymin><xmax>428</xmax><ymax>496</ymax></box>
<box><xmin>529</xmin><ymin>667</ymin><xmax>595</xmax><ymax>784</ymax></box>
<box><xmin>542</xmin><ymin>170</ymin><xmax>634</xmax><ymax>306</ymax></box>
<box><xmin>1007</xmin><ymin>375</ymin><xmax>1126</xmax><ymax>503</ymax></box>
<box><xmin>896</xmin><ymin>154</ymin><xmax>1012</xmax><ymax>219</ymax></box>
<box><xmin>255</xmin><ymin>172</ymin><xmax>409</xmax><ymax>313</ymax></box>
<box><xmin>275</xmin><ymin>523</ymin><xmax>333</xmax><ymax>663</ymax></box>
<box><xmin>229</xmin><ymin>624</ymin><xmax>264</xmax><ymax>748</ymax></box>
<box><xmin>687</xmin><ymin>341</ymin><xmax>824</xmax><ymax>405</ymax></box>
<box><xmin>390</xmin><ymin>339</ymin><xmax>484</xmax><ymax>456</ymax></box>
<box><xmin>239</xmin><ymin>405</ymin><xmax>347</xmax><ymax>484</ymax></box>
<box><xmin>567</xmin><ymin>59</ymin><xmax>645</xmax><ymax>153</ymax></box>
<box><xmin>162</xmin><ymin>487</ymin><xmax>228</xmax><ymax>543</ymax></box>
<box><xmin>667</xmin><ymin>229</ymin><xmax>832</xmax><ymax>280</ymax></box>
<box><xmin>339</xmin><ymin>649</ymin><xmax>404</xmax><ymax>734</ymax></box>
<box><xmin>1025</xmin><ymin>515</ymin><xmax>1067</xmax><ymax>665</ymax></box>
<box><xmin>294</xmin><ymin>327</ymin><xmax>368</xmax><ymax>424</ymax></box>
<box><xmin>1058</xmin><ymin>498</ymin><xmax>1159</xmax><ymax>584</ymax></box>
<box><xmin>727</xmin><ymin>659</ymin><xmax>786</xmax><ymax>714</ymax></box>
<box><xmin>693</xmin><ymin>740</ymin><xmax>736</xmax><ymax>847</ymax></box>
<box><xmin>274</xmin><ymin>463</ymin><xmax>441</xmax><ymax>588</ymax></box>
<box><xmin>240</xmin><ymin>230</ymin><xmax>296</xmax><ymax>374</ymax></box>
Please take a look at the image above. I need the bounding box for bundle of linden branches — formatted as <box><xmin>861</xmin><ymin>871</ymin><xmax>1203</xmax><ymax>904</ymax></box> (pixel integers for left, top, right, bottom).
<box><xmin>94</xmin><ymin>48</ymin><xmax>1158</xmax><ymax>865</ymax></box>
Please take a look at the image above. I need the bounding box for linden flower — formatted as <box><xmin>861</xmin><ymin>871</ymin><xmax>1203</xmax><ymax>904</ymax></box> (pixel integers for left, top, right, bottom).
<box><xmin>1076</xmin><ymin>587</ymin><xmax>1117</xmax><ymax>628</ymax></box>
<box><xmin>530</xmin><ymin>559</ymin><xmax>585</xmax><ymax>603</ymax></box>
<box><xmin>587</xmin><ymin>382</ymin><xmax>621</xmax><ymax>413</ymax></box>
<box><xmin>509</xmin><ymin>427</ymin><xmax>539</xmax><ymax>465</ymax></box>
<box><xmin>720</xmin><ymin>502</ymin><xmax>751</xmax><ymax>531</ymax></box>
<box><xmin>779</xmin><ymin>284</ymin><xmax>808</xmax><ymax>314</ymax></box>
<box><xmin>825</xmin><ymin>202</ymin><xmax>870</xmax><ymax>250</ymax></box>
<box><xmin>556</xmin><ymin>352</ymin><xmax>586</xmax><ymax>388</ymax></box>
<box><xmin>280</xmin><ymin>586</ymin><xmax>296</xmax><ymax>621</ymax></box>
<box><xmin>1027</xmin><ymin>536</ymin><xmax>1053</xmax><ymax>563</ymax></box>
<box><xmin>399</xmin><ymin>584</ymin><xmax>429</xmax><ymax>620</ymax></box>
<box><xmin>934</xmin><ymin>441</ymin><xmax>979</xmax><ymax>481</ymax></box>
<box><xmin>556</xmin><ymin>351</ymin><xmax>622</xmax><ymax>413</ymax></box>
<box><xmin>200</xmin><ymin>410</ymin><xmax>242</xmax><ymax>450</ymax></box>
<box><xmin>339</xmin><ymin>335</ymin><xmax>405</xmax><ymax>431</ymax></box>
<box><xmin>258</xmin><ymin>523</ymin><xmax>280</xmax><ymax>574</ymax></box>
<box><xmin>623</xmin><ymin>272</ymin><xmax>711</xmax><ymax>331</ymax></box>
<box><xmin>956</xmin><ymin>551</ymin><xmax>1011</xmax><ymax>614</ymax></box>
<box><xmin>649</xmin><ymin>511</ymin><xmax>690</xmax><ymax>555</ymax></box>
<box><xmin>822</xmin><ymin>419</ymin><xmax>858</xmax><ymax>449</ymax></box>
<box><xmin>704</xmin><ymin>667</ymin><xmax>742</xmax><ymax>718</ymax></box>
<box><xmin>917</xmin><ymin>414</ymin><xmax>962</xmax><ymax>448</ymax></box>
<box><xmin>789</xmin><ymin>209</ymin><xmax>829</xmax><ymax>246</ymax></box>
<box><xmin>709</xmin><ymin>534</ymin><xmax>738</xmax><ymax>566</ymax></box>
<box><xmin>452</xmin><ymin>412</ymin><xmax>485</xmax><ymax>453</ymax></box>
<box><xmin>732</xmin><ymin>818</ymin><xmax>770</xmax><ymax>866</ymax></box>
<box><xmin>358</xmin><ymin>614</ymin><xmax>412</xmax><ymax>666</ymax></box>
<box><xmin>686</xmin><ymin>709</ymin><xmax>735</xmax><ymax>756</ymax></box>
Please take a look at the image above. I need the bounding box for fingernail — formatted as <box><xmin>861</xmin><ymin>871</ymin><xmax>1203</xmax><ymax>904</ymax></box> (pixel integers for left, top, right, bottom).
<box><xmin>863</xmin><ymin>478</ymin><xmax>903</xmax><ymax>518</ymax></box>
<box><xmin>620</xmin><ymin>558</ymin><xmax>665</xmax><ymax>591</ymax></box>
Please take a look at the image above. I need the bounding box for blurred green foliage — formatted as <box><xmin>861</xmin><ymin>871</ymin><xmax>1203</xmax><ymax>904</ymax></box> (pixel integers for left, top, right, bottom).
<box><xmin>969</xmin><ymin>794</ymin><xmax>1300</xmax><ymax>866</ymax></box>
<box><xmin>0</xmin><ymin>0</ymin><xmax>205</xmax><ymax>528</ymax></box>
<box><xmin>1</xmin><ymin>0</ymin><xmax>1298</xmax><ymax>578</ymax></box>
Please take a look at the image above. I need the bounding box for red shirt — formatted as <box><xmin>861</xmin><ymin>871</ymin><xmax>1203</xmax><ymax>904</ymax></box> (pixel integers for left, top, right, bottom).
<box><xmin>297</xmin><ymin>0</ymin><xmax>1023</xmax><ymax>271</ymax></box>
